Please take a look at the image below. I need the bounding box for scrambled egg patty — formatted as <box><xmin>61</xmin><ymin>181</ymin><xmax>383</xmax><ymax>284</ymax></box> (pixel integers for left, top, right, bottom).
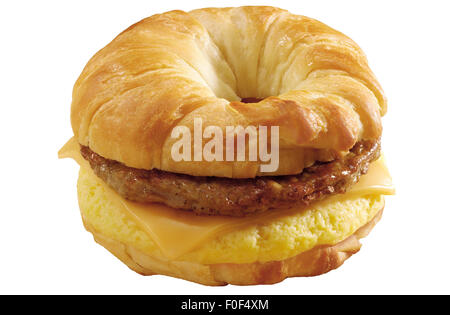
<box><xmin>77</xmin><ymin>167</ymin><xmax>384</xmax><ymax>264</ymax></box>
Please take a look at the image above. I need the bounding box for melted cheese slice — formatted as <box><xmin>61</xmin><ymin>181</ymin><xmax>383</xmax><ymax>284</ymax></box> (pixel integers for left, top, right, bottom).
<box><xmin>59</xmin><ymin>138</ymin><xmax>394</xmax><ymax>259</ymax></box>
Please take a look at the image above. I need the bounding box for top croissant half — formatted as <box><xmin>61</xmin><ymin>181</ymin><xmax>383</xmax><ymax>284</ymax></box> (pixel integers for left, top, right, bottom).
<box><xmin>70</xmin><ymin>6</ymin><xmax>386</xmax><ymax>178</ymax></box>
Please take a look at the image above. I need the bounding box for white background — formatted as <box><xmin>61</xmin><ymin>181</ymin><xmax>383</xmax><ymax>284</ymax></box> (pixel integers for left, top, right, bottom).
<box><xmin>1</xmin><ymin>0</ymin><xmax>449</xmax><ymax>294</ymax></box>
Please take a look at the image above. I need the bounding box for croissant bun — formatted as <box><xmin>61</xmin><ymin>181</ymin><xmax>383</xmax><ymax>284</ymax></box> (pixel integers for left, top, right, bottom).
<box><xmin>71</xmin><ymin>6</ymin><xmax>386</xmax><ymax>178</ymax></box>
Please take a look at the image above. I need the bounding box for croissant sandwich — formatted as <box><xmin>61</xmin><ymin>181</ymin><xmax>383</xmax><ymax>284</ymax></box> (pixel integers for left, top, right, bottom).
<box><xmin>59</xmin><ymin>6</ymin><xmax>394</xmax><ymax>285</ymax></box>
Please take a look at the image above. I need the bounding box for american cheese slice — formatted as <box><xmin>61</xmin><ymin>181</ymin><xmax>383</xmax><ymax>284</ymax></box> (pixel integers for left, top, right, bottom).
<box><xmin>59</xmin><ymin>138</ymin><xmax>395</xmax><ymax>259</ymax></box>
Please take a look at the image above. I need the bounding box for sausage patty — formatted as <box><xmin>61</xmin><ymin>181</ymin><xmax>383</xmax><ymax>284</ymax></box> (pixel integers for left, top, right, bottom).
<box><xmin>80</xmin><ymin>140</ymin><xmax>380</xmax><ymax>216</ymax></box>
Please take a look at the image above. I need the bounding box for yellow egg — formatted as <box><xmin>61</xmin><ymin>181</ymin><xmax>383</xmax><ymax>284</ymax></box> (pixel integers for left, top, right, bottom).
<box><xmin>77</xmin><ymin>165</ymin><xmax>385</xmax><ymax>265</ymax></box>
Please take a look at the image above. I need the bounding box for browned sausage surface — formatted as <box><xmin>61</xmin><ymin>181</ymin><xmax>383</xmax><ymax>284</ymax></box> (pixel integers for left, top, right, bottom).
<box><xmin>81</xmin><ymin>140</ymin><xmax>380</xmax><ymax>217</ymax></box>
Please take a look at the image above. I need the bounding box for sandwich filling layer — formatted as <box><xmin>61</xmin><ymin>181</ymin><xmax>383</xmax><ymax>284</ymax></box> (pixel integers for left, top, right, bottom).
<box><xmin>60</xmin><ymin>138</ymin><xmax>394</xmax><ymax>264</ymax></box>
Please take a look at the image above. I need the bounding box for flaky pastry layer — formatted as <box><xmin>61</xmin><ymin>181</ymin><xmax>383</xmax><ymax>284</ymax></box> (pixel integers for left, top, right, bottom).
<box><xmin>71</xmin><ymin>6</ymin><xmax>386</xmax><ymax>177</ymax></box>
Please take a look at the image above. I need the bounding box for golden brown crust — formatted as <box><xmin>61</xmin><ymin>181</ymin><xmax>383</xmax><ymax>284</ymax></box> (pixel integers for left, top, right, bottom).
<box><xmin>71</xmin><ymin>6</ymin><xmax>386</xmax><ymax>178</ymax></box>
<box><xmin>85</xmin><ymin>205</ymin><xmax>383</xmax><ymax>286</ymax></box>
